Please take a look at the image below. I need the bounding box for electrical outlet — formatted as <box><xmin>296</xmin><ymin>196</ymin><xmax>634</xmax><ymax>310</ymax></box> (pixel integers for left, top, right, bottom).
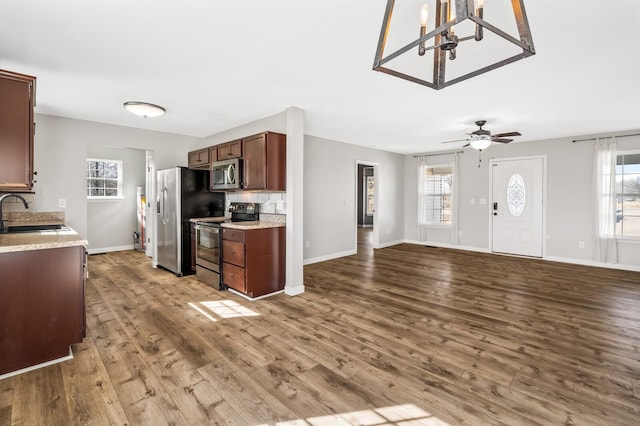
<box><xmin>578</xmin><ymin>241</ymin><xmax>585</xmax><ymax>249</ymax></box>
<box><xmin>58</xmin><ymin>198</ymin><xmax>66</xmax><ymax>208</ymax></box>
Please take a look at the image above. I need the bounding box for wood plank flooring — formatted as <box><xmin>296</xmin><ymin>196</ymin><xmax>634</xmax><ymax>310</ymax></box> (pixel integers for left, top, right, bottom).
<box><xmin>2</xmin><ymin>228</ymin><xmax>640</xmax><ymax>425</ymax></box>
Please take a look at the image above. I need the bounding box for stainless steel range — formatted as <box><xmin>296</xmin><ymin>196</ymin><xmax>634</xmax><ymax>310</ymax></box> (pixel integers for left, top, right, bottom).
<box><xmin>195</xmin><ymin>202</ymin><xmax>259</xmax><ymax>289</ymax></box>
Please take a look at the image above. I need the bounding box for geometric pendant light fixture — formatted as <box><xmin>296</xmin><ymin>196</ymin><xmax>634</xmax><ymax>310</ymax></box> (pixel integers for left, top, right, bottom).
<box><xmin>123</xmin><ymin>101</ymin><xmax>166</xmax><ymax>118</ymax></box>
<box><xmin>373</xmin><ymin>0</ymin><xmax>536</xmax><ymax>90</ymax></box>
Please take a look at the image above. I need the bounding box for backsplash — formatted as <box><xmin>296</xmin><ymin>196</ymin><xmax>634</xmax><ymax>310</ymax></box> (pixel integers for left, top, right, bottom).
<box><xmin>0</xmin><ymin>193</ymin><xmax>36</xmax><ymax>214</ymax></box>
<box><xmin>226</xmin><ymin>192</ymin><xmax>287</xmax><ymax>215</ymax></box>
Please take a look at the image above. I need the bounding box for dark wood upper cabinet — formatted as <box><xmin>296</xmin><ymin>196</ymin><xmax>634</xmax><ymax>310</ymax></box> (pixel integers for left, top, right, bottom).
<box><xmin>0</xmin><ymin>70</ymin><xmax>36</xmax><ymax>192</ymax></box>
<box><xmin>242</xmin><ymin>132</ymin><xmax>286</xmax><ymax>191</ymax></box>
<box><xmin>217</xmin><ymin>139</ymin><xmax>242</xmax><ymax>159</ymax></box>
<box><xmin>187</xmin><ymin>147</ymin><xmax>210</xmax><ymax>170</ymax></box>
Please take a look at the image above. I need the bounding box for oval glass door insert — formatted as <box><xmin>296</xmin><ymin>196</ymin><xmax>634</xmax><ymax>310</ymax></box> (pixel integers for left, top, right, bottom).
<box><xmin>507</xmin><ymin>173</ymin><xmax>526</xmax><ymax>217</ymax></box>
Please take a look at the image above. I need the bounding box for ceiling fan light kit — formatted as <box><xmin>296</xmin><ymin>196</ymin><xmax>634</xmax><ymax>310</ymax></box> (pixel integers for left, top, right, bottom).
<box><xmin>469</xmin><ymin>136</ymin><xmax>492</xmax><ymax>150</ymax></box>
<box><xmin>123</xmin><ymin>101</ymin><xmax>166</xmax><ymax>118</ymax></box>
<box><xmin>373</xmin><ymin>0</ymin><xmax>536</xmax><ymax>90</ymax></box>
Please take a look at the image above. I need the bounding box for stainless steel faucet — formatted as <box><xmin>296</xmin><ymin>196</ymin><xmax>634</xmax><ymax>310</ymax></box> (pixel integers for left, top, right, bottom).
<box><xmin>0</xmin><ymin>193</ymin><xmax>30</xmax><ymax>233</ymax></box>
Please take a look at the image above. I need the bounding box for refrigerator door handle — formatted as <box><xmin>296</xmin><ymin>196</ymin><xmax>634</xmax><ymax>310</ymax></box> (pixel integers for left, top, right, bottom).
<box><xmin>161</xmin><ymin>187</ymin><xmax>169</xmax><ymax>224</ymax></box>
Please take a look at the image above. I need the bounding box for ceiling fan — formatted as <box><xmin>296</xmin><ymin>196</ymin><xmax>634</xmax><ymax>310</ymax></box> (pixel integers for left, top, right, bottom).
<box><xmin>442</xmin><ymin>120</ymin><xmax>522</xmax><ymax>150</ymax></box>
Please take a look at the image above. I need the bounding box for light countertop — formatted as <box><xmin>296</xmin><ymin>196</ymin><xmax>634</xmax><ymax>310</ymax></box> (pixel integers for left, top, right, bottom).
<box><xmin>0</xmin><ymin>227</ymin><xmax>88</xmax><ymax>253</ymax></box>
<box><xmin>189</xmin><ymin>216</ymin><xmax>228</xmax><ymax>223</ymax></box>
<box><xmin>221</xmin><ymin>221</ymin><xmax>285</xmax><ymax>230</ymax></box>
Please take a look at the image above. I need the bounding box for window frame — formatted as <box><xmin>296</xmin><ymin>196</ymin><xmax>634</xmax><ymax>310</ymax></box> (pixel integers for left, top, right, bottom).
<box><xmin>86</xmin><ymin>158</ymin><xmax>124</xmax><ymax>200</ymax></box>
<box><xmin>615</xmin><ymin>149</ymin><xmax>640</xmax><ymax>240</ymax></box>
<box><xmin>419</xmin><ymin>163</ymin><xmax>453</xmax><ymax>226</ymax></box>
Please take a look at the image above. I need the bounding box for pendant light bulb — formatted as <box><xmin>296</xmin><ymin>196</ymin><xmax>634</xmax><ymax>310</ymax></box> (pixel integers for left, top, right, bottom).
<box><xmin>420</xmin><ymin>4</ymin><xmax>429</xmax><ymax>27</ymax></box>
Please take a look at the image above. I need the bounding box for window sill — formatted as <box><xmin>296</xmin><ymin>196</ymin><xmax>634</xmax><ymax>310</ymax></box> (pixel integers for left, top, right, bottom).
<box><xmin>616</xmin><ymin>237</ymin><xmax>640</xmax><ymax>244</ymax></box>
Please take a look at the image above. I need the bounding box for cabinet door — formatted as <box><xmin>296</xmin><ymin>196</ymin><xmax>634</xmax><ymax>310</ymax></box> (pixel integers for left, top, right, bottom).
<box><xmin>0</xmin><ymin>70</ymin><xmax>36</xmax><ymax>192</ymax></box>
<box><xmin>209</xmin><ymin>146</ymin><xmax>218</xmax><ymax>163</ymax></box>
<box><xmin>218</xmin><ymin>140</ymin><xmax>242</xmax><ymax>160</ymax></box>
<box><xmin>188</xmin><ymin>148</ymin><xmax>209</xmax><ymax>169</ymax></box>
<box><xmin>243</xmin><ymin>134</ymin><xmax>267</xmax><ymax>190</ymax></box>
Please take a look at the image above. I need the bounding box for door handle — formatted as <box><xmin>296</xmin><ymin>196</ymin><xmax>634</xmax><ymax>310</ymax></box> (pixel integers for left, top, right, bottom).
<box><xmin>493</xmin><ymin>202</ymin><xmax>498</xmax><ymax>216</ymax></box>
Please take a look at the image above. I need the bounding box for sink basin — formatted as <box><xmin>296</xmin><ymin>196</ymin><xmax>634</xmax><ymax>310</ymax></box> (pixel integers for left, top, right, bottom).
<box><xmin>6</xmin><ymin>224</ymin><xmax>64</xmax><ymax>233</ymax></box>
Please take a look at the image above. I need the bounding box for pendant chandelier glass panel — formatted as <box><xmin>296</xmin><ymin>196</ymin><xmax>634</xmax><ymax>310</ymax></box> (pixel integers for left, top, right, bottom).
<box><xmin>373</xmin><ymin>0</ymin><xmax>535</xmax><ymax>90</ymax></box>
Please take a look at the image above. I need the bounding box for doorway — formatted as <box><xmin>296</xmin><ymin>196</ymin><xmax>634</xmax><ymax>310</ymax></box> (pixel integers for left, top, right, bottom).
<box><xmin>355</xmin><ymin>161</ymin><xmax>378</xmax><ymax>253</ymax></box>
<box><xmin>358</xmin><ymin>164</ymin><xmax>375</xmax><ymax>227</ymax></box>
<box><xmin>490</xmin><ymin>156</ymin><xmax>545</xmax><ymax>257</ymax></box>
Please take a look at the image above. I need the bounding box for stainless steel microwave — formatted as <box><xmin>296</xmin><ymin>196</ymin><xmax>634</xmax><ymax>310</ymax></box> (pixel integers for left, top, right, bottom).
<box><xmin>210</xmin><ymin>158</ymin><xmax>242</xmax><ymax>190</ymax></box>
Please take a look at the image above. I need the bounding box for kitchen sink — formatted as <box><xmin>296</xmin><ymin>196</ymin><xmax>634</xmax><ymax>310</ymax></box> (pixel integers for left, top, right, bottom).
<box><xmin>6</xmin><ymin>224</ymin><xmax>64</xmax><ymax>233</ymax></box>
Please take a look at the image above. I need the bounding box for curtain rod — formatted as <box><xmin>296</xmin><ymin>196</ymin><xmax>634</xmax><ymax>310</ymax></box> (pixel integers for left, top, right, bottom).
<box><xmin>413</xmin><ymin>150</ymin><xmax>464</xmax><ymax>158</ymax></box>
<box><xmin>572</xmin><ymin>133</ymin><xmax>640</xmax><ymax>143</ymax></box>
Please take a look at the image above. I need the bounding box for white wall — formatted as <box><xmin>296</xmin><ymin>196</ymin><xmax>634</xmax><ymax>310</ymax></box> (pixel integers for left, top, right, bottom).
<box><xmin>191</xmin><ymin>112</ymin><xmax>286</xmax><ymax>150</ymax></box>
<box><xmin>30</xmin><ymin>114</ymin><xmax>197</xmax><ymax>239</ymax></box>
<box><xmin>404</xmin><ymin>131</ymin><xmax>640</xmax><ymax>269</ymax></box>
<box><xmin>304</xmin><ymin>135</ymin><xmax>405</xmax><ymax>263</ymax></box>
<box><xmin>86</xmin><ymin>146</ymin><xmax>146</xmax><ymax>252</ymax></box>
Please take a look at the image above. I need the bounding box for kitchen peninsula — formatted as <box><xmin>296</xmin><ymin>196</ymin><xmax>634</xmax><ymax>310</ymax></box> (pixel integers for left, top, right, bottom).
<box><xmin>0</xmin><ymin>215</ymin><xmax>88</xmax><ymax>378</ymax></box>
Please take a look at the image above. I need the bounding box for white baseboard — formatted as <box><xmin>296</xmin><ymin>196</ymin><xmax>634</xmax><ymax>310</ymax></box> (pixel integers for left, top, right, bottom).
<box><xmin>87</xmin><ymin>245</ymin><xmax>134</xmax><ymax>255</ymax></box>
<box><xmin>403</xmin><ymin>239</ymin><xmax>492</xmax><ymax>254</ymax></box>
<box><xmin>227</xmin><ymin>288</ymin><xmax>285</xmax><ymax>301</ymax></box>
<box><xmin>544</xmin><ymin>255</ymin><xmax>640</xmax><ymax>272</ymax></box>
<box><xmin>285</xmin><ymin>284</ymin><xmax>305</xmax><ymax>296</ymax></box>
<box><xmin>375</xmin><ymin>239</ymin><xmax>404</xmax><ymax>249</ymax></box>
<box><xmin>404</xmin><ymin>240</ymin><xmax>640</xmax><ymax>272</ymax></box>
<box><xmin>304</xmin><ymin>249</ymin><xmax>357</xmax><ymax>265</ymax></box>
<box><xmin>0</xmin><ymin>347</ymin><xmax>73</xmax><ymax>380</ymax></box>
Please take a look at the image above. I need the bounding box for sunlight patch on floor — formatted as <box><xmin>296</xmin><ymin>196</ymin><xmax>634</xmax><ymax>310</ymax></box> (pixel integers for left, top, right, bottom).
<box><xmin>188</xmin><ymin>299</ymin><xmax>260</xmax><ymax>322</ymax></box>
<box><xmin>256</xmin><ymin>404</ymin><xmax>449</xmax><ymax>426</ymax></box>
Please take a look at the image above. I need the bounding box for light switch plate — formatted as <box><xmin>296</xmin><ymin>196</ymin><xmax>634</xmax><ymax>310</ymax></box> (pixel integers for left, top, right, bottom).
<box><xmin>58</xmin><ymin>198</ymin><xmax>66</xmax><ymax>208</ymax></box>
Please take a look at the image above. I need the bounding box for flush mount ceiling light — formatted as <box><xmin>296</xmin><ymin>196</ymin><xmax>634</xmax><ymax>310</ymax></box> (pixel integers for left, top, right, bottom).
<box><xmin>373</xmin><ymin>0</ymin><xmax>536</xmax><ymax>90</ymax></box>
<box><xmin>123</xmin><ymin>101</ymin><xmax>166</xmax><ymax>118</ymax></box>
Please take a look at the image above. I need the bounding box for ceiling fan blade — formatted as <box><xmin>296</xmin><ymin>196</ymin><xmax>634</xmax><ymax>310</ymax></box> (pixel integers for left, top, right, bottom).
<box><xmin>492</xmin><ymin>131</ymin><xmax>521</xmax><ymax>138</ymax></box>
<box><xmin>441</xmin><ymin>138</ymin><xmax>469</xmax><ymax>144</ymax></box>
<box><xmin>462</xmin><ymin>143</ymin><xmax>471</xmax><ymax>148</ymax></box>
<box><xmin>491</xmin><ymin>138</ymin><xmax>513</xmax><ymax>143</ymax></box>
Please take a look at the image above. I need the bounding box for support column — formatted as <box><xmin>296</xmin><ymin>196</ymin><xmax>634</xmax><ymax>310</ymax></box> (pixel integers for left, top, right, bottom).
<box><xmin>285</xmin><ymin>106</ymin><xmax>305</xmax><ymax>295</ymax></box>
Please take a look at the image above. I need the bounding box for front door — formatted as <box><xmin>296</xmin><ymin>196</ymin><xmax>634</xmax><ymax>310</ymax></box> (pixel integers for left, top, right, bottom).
<box><xmin>491</xmin><ymin>157</ymin><xmax>544</xmax><ymax>257</ymax></box>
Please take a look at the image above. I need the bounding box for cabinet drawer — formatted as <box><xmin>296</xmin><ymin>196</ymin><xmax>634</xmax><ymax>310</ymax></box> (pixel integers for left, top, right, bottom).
<box><xmin>223</xmin><ymin>228</ymin><xmax>245</xmax><ymax>243</ymax></box>
<box><xmin>222</xmin><ymin>262</ymin><xmax>245</xmax><ymax>293</ymax></box>
<box><xmin>222</xmin><ymin>240</ymin><xmax>244</xmax><ymax>267</ymax></box>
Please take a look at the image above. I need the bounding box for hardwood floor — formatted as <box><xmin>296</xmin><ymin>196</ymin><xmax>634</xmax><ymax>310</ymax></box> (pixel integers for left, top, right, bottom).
<box><xmin>2</xmin><ymin>234</ymin><xmax>640</xmax><ymax>425</ymax></box>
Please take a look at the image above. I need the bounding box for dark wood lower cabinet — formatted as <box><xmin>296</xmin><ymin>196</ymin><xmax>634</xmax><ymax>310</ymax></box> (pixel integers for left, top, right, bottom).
<box><xmin>0</xmin><ymin>245</ymin><xmax>86</xmax><ymax>375</ymax></box>
<box><xmin>221</xmin><ymin>227</ymin><xmax>285</xmax><ymax>298</ymax></box>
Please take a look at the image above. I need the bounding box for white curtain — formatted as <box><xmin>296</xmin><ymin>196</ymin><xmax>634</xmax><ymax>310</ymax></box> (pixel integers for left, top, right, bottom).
<box><xmin>593</xmin><ymin>137</ymin><xmax>618</xmax><ymax>263</ymax></box>
<box><xmin>417</xmin><ymin>156</ymin><xmax>428</xmax><ymax>241</ymax></box>
<box><xmin>450</xmin><ymin>152</ymin><xmax>460</xmax><ymax>245</ymax></box>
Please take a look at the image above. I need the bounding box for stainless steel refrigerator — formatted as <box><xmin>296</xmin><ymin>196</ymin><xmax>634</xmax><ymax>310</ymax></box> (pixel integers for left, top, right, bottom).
<box><xmin>156</xmin><ymin>167</ymin><xmax>224</xmax><ymax>276</ymax></box>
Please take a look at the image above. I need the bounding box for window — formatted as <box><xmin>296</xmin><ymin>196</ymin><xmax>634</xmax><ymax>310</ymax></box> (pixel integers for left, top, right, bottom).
<box><xmin>86</xmin><ymin>158</ymin><xmax>123</xmax><ymax>199</ymax></box>
<box><xmin>616</xmin><ymin>152</ymin><xmax>640</xmax><ymax>237</ymax></box>
<box><xmin>419</xmin><ymin>165</ymin><xmax>452</xmax><ymax>225</ymax></box>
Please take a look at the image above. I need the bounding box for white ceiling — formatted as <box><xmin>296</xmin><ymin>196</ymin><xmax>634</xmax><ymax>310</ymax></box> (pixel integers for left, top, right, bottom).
<box><xmin>1</xmin><ymin>0</ymin><xmax>639</xmax><ymax>154</ymax></box>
